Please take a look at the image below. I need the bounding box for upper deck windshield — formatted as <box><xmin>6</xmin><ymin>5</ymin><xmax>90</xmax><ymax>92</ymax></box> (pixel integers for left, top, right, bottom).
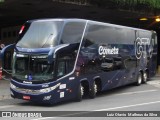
<box><xmin>17</xmin><ymin>20</ymin><xmax>64</xmax><ymax>48</ymax></box>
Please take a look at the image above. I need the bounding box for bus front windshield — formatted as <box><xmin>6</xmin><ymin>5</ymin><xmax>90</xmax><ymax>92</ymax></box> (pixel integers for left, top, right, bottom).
<box><xmin>12</xmin><ymin>54</ymin><xmax>54</xmax><ymax>81</ymax></box>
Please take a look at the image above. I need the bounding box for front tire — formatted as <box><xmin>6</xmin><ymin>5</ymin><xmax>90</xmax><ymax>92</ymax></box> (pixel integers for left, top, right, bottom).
<box><xmin>75</xmin><ymin>83</ymin><xmax>84</xmax><ymax>102</ymax></box>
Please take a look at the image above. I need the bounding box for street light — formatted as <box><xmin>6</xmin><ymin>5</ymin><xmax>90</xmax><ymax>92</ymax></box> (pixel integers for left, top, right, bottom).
<box><xmin>139</xmin><ymin>18</ymin><xmax>148</xmax><ymax>21</ymax></box>
<box><xmin>155</xmin><ymin>18</ymin><xmax>160</xmax><ymax>22</ymax></box>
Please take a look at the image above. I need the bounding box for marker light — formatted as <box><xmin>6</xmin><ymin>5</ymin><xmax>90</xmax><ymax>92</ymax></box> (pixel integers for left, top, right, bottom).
<box><xmin>19</xmin><ymin>25</ymin><xmax>25</xmax><ymax>34</ymax></box>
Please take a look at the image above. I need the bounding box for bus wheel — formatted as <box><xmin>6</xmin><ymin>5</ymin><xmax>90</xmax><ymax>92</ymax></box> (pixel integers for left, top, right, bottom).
<box><xmin>75</xmin><ymin>83</ymin><xmax>84</xmax><ymax>102</ymax></box>
<box><xmin>136</xmin><ymin>72</ymin><xmax>142</xmax><ymax>86</ymax></box>
<box><xmin>89</xmin><ymin>81</ymin><xmax>98</xmax><ymax>99</ymax></box>
<box><xmin>142</xmin><ymin>71</ymin><xmax>148</xmax><ymax>83</ymax></box>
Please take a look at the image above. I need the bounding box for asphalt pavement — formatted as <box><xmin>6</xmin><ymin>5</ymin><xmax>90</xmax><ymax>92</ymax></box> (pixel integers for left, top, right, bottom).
<box><xmin>0</xmin><ymin>76</ymin><xmax>11</xmax><ymax>100</ymax></box>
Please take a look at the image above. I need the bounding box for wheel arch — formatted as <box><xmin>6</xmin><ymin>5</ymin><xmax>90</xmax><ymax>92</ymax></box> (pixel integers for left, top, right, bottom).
<box><xmin>80</xmin><ymin>78</ymin><xmax>90</xmax><ymax>95</ymax></box>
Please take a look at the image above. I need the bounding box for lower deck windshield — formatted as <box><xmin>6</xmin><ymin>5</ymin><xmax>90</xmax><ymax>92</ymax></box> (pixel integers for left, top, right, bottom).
<box><xmin>12</xmin><ymin>54</ymin><xmax>54</xmax><ymax>81</ymax></box>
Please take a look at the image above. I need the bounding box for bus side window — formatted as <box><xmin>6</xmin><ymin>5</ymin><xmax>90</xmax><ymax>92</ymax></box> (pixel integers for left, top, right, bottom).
<box><xmin>56</xmin><ymin>55</ymin><xmax>75</xmax><ymax>78</ymax></box>
<box><xmin>113</xmin><ymin>57</ymin><xmax>123</xmax><ymax>70</ymax></box>
<box><xmin>124</xmin><ymin>56</ymin><xmax>137</xmax><ymax>69</ymax></box>
<box><xmin>101</xmin><ymin>58</ymin><xmax>114</xmax><ymax>71</ymax></box>
<box><xmin>57</xmin><ymin>61</ymin><xmax>65</xmax><ymax>77</ymax></box>
<box><xmin>61</xmin><ymin>22</ymin><xmax>85</xmax><ymax>44</ymax></box>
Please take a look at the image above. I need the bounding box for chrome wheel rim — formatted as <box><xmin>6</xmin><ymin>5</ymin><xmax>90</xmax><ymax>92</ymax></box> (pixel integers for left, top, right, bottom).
<box><xmin>94</xmin><ymin>83</ymin><xmax>98</xmax><ymax>94</ymax></box>
<box><xmin>138</xmin><ymin>74</ymin><xmax>142</xmax><ymax>84</ymax></box>
<box><xmin>143</xmin><ymin>72</ymin><xmax>147</xmax><ymax>82</ymax></box>
<box><xmin>81</xmin><ymin>85</ymin><xmax>84</xmax><ymax>97</ymax></box>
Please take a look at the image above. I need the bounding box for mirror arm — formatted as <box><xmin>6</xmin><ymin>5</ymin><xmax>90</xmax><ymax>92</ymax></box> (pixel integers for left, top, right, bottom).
<box><xmin>0</xmin><ymin>44</ymin><xmax>15</xmax><ymax>59</ymax></box>
<box><xmin>48</xmin><ymin>44</ymin><xmax>69</xmax><ymax>64</ymax></box>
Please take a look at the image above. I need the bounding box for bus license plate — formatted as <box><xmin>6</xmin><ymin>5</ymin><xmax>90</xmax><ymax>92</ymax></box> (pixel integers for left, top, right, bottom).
<box><xmin>23</xmin><ymin>96</ymin><xmax>30</xmax><ymax>100</ymax></box>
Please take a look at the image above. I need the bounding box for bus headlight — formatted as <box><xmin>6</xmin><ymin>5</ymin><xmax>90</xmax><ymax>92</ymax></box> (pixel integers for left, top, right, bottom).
<box><xmin>10</xmin><ymin>83</ymin><xmax>61</xmax><ymax>94</ymax></box>
<box><xmin>39</xmin><ymin>88</ymin><xmax>52</xmax><ymax>93</ymax></box>
<box><xmin>39</xmin><ymin>83</ymin><xmax>61</xmax><ymax>93</ymax></box>
<box><xmin>10</xmin><ymin>83</ymin><xmax>16</xmax><ymax>89</ymax></box>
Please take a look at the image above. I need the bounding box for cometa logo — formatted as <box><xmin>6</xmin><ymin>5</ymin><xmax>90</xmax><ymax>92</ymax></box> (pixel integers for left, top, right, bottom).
<box><xmin>135</xmin><ymin>37</ymin><xmax>152</xmax><ymax>59</ymax></box>
<box><xmin>98</xmin><ymin>46</ymin><xmax>119</xmax><ymax>55</ymax></box>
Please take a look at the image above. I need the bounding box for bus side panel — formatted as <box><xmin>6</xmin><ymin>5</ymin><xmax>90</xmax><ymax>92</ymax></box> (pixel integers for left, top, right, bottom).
<box><xmin>77</xmin><ymin>22</ymin><xmax>138</xmax><ymax>92</ymax></box>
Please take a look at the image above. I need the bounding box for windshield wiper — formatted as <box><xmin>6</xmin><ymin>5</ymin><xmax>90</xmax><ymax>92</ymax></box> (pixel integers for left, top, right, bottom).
<box><xmin>41</xmin><ymin>34</ymin><xmax>54</xmax><ymax>48</ymax></box>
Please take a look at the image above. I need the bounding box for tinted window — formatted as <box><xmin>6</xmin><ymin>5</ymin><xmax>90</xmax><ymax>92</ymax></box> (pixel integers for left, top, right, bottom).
<box><xmin>56</xmin><ymin>54</ymin><xmax>75</xmax><ymax>78</ymax></box>
<box><xmin>61</xmin><ymin>22</ymin><xmax>86</xmax><ymax>44</ymax></box>
<box><xmin>124</xmin><ymin>56</ymin><xmax>137</xmax><ymax>69</ymax></box>
<box><xmin>138</xmin><ymin>31</ymin><xmax>151</xmax><ymax>39</ymax></box>
<box><xmin>83</xmin><ymin>23</ymin><xmax>135</xmax><ymax>45</ymax></box>
<box><xmin>80</xmin><ymin>22</ymin><xmax>135</xmax><ymax>74</ymax></box>
<box><xmin>113</xmin><ymin>57</ymin><xmax>124</xmax><ymax>70</ymax></box>
<box><xmin>101</xmin><ymin>58</ymin><xmax>114</xmax><ymax>71</ymax></box>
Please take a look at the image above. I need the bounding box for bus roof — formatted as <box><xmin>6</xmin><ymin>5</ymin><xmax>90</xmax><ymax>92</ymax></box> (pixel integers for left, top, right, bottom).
<box><xmin>26</xmin><ymin>18</ymin><xmax>152</xmax><ymax>33</ymax></box>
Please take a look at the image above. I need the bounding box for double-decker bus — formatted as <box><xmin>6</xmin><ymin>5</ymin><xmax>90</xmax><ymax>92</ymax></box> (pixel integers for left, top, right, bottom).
<box><xmin>0</xmin><ymin>19</ymin><xmax>157</xmax><ymax>104</ymax></box>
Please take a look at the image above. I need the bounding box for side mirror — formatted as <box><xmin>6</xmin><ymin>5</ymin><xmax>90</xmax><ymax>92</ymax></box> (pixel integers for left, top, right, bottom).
<box><xmin>48</xmin><ymin>44</ymin><xmax>69</xmax><ymax>64</ymax></box>
<box><xmin>0</xmin><ymin>44</ymin><xmax>15</xmax><ymax>68</ymax></box>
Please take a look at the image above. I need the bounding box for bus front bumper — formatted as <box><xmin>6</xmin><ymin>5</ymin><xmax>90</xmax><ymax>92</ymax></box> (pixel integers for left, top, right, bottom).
<box><xmin>10</xmin><ymin>88</ymin><xmax>60</xmax><ymax>104</ymax></box>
